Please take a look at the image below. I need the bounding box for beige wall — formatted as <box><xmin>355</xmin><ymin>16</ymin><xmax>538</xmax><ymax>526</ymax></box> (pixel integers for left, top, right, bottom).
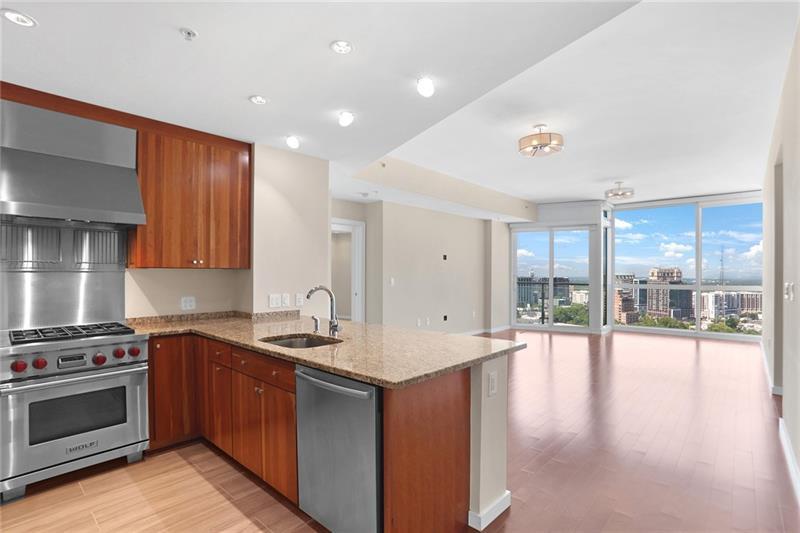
<box><xmin>487</xmin><ymin>221</ymin><xmax>511</xmax><ymax>330</ymax></box>
<box><xmin>765</xmin><ymin>27</ymin><xmax>799</xmax><ymax>459</ymax></box>
<box><xmin>331</xmin><ymin>233</ymin><xmax>352</xmax><ymax>318</ymax></box>
<box><xmin>379</xmin><ymin>202</ymin><xmax>487</xmax><ymax>334</ymax></box>
<box><xmin>365</xmin><ymin>201</ymin><xmax>384</xmax><ymax>324</ymax></box>
<box><xmin>331</xmin><ymin>198</ymin><xmax>368</xmax><ymax>222</ymax></box>
<box><xmin>248</xmin><ymin>144</ymin><xmax>331</xmax><ymax>317</ymax></box>
<box><xmin>125</xmin><ymin>269</ymin><xmax>241</xmax><ymax>317</ymax></box>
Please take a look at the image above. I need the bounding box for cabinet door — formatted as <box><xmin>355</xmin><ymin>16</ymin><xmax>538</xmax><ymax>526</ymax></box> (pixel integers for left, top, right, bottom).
<box><xmin>232</xmin><ymin>371</ymin><xmax>264</xmax><ymax>477</ymax></box>
<box><xmin>201</xmin><ymin>145</ymin><xmax>251</xmax><ymax>269</ymax></box>
<box><xmin>129</xmin><ymin>131</ymin><xmax>200</xmax><ymax>268</ymax></box>
<box><xmin>149</xmin><ymin>336</ymin><xmax>197</xmax><ymax>450</ymax></box>
<box><xmin>262</xmin><ymin>384</ymin><xmax>298</xmax><ymax>504</ymax></box>
<box><xmin>208</xmin><ymin>361</ymin><xmax>233</xmax><ymax>455</ymax></box>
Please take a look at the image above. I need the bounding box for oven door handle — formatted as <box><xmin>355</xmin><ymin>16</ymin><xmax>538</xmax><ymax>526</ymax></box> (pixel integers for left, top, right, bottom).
<box><xmin>0</xmin><ymin>364</ymin><xmax>148</xmax><ymax>396</ymax></box>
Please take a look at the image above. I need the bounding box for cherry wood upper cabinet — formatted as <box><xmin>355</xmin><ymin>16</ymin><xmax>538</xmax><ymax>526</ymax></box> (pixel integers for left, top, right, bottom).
<box><xmin>128</xmin><ymin>131</ymin><xmax>251</xmax><ymax>269</ymax></box>
<box><xmin>0</xmin><ymin>83</ymin><xmax>251</xmax><ymax>270</ymax></box>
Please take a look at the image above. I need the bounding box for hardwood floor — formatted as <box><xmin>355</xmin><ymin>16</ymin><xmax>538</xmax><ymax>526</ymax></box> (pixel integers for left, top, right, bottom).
<box><xmin>1</xmin><ymin>330</ymin><xmax>795</xmax><ymax>532</ymax></box>
<box><xmin>0</xmin><ymin>443</ymin><xmax>322</xmax><ymax>532</ymax></box>
<box><xmin>484</xmin><ymin>330</ymin><xmax>798</xmax><ymax>532</ymax></box>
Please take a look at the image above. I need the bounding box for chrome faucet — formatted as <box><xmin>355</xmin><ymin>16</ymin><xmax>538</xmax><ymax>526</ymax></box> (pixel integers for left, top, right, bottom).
<box><xmin>306</xmin><ymin>285</ymin><xmax>341</xmax><ymax>337</ymax></box>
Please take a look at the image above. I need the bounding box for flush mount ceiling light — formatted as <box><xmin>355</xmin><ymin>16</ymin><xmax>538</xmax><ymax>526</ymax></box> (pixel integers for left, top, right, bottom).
<box><xmin>2</xmin><ymin>8</ymin><xmax>38</xmax><ymax>27</ymax></box>
<box><xmin>179</xmin><ymin>27</ymin><xmax>198</xmax><ymax>41</ymax></box>
<box><xmin>338</xmin><ymin>111</ymin><xmax>355</xmax><ymax>127</ymax></box>
<box><xmin>249</xmin><ymin>95</ymin><xmax>268</xmax><ymax>105</ymax></box>
<box><xmin>518</xmin><ymin>124</ymin><xmax>564</xmax><ymax>158</ymax></box>
<box><xmin>330</xmin><ymin>40</ymin><xmax>353</xmax><ymax>54</ymax></box>
<box><xmin>605</xmin><ymin>181</ymin><xmax>635</xmax><ymax>201</ymax></box>
<box><xmin>286</xmin><ymin>136</ymin><xmax>301</xmax><ymax>150</ymax></box>
<box><xmin>416</xmin><ymin>77</ymin><xmax>435</xmax><ymax>98</ymax></box>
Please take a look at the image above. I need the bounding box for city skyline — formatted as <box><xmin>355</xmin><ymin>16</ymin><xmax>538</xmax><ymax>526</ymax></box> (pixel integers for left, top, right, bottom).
<box><xmin>614</xmin><ymin>203</ymin><xmax>762</xmax><ymax>284</ymax></box>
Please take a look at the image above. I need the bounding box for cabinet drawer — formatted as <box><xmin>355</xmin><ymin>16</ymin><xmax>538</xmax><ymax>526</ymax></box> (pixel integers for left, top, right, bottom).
<box><xmin>231</xmin><ymin>348</ymin><xmax>295</xmax><ymax>393</ymax></box>
<box><xmin>207</xmin><ymin>339</ymin><xmax>231</xmax><ymax>367</ymax></box>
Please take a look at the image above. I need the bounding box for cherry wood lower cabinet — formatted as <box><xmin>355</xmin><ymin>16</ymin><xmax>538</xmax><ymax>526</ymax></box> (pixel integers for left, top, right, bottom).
<box><xmin>148</xmin><ymin>336</ymin><xmax>198</xmax><ymax>450</ymax></box>
<box><xmin>383</xmin><ymin>369</ymin><xmax>471</xmax><ymax>533</ymax></box>
<box><xmin>150</xmin><ymin>335</ymin><xmax>297</xmax><ymax>504</ymax></box>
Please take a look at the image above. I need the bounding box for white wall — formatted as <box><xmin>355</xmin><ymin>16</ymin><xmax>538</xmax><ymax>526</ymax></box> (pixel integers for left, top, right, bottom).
<box><xmin>487</xmin><ymin>221</ymin><xmax>511</xmax><ymax>330</ymax></box>
<box><xmin>331</xmin><ymin>232</ymin><xmax>352</xmax><ymax>319</ymax></box>
<box><xmin>766</xmin><ymin>27</ymin><xmax>800</xmax><ymax>461</ymax></box>
<box><xmin>331</xmin><ymin>198</ymin><xmax>368</xmax><ymax>222</ymax></box>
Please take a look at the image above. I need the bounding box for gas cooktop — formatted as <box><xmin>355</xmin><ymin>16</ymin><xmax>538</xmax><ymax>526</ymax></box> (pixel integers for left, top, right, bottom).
<box><xmin>8</xmin><ymin>322</ymin><xmax>136</xmax><ymax>346</ymax></box>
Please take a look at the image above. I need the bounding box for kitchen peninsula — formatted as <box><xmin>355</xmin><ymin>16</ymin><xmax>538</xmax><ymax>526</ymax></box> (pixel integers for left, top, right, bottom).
<box><xmin>134</xmin><ymin>314</ymin><xmax>525</xmax><ymax>532</ymax></box>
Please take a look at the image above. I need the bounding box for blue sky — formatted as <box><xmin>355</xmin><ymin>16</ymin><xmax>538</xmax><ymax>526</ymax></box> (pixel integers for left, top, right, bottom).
<box><xmin>516</xmin><ymin>230</ymin><xmax>590</xmax><ymax>280</ymax></box>
<box><xmin>615</xmin><ymin>203</ymin><xmax>762</xmax><ymax>283</ymax></box>
<box><xmin>515</xmin><ymin>202</ymin><xmax>763</xmax><ymax>284</ymax></box>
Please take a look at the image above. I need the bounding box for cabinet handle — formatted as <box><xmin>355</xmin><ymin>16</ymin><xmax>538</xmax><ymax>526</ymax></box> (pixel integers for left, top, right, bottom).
<box><xmin>272</xmin><ymin>370</ymin><xmax>278</xmax><ymax>376</ymax></box>
<box><xmin>255</xmin><ymin>387</ymin><xmax>263</xmax><ymax>395</ymax></box>
<box><xmin>215</xmin><ymin>366</ymin><xmax>222</xmax><ymax>372</ymax></box>
<box><xmin>155</xmin><ymin>343</ymin><xmax>161</xmax><ymax>349</ymax></box>
<box><xmin>192</xmin><ymin>259</ymin><xmax>198</xmax><ymax>265</ymax></box>
<box><xmin>215</xmin><ymin>351</ymin><xmax>223</xmax><ymax>356</ymax></box>
<box><xmin>199</xmin><ymin>259</ymin><xmax>204</xmax><ymax>265</ymax></box>
<box><xmin>240</xmin><ymin>360</ymin><xmax>247</xmax><ymax>365</ymax></box>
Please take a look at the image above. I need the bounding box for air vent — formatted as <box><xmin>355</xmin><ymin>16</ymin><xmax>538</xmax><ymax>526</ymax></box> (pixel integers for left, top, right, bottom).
<box><xmin>0</xmin><ymin>223</ymin><xmax>62</xmax><ymax>267</ymax></box>
<box><xmin>74</xmin><ymin>229</ymin><xmax>123</xmax><ymax>267</ymax></box>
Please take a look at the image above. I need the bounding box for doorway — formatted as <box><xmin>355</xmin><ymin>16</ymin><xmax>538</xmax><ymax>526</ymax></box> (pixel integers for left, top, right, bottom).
<box><xmin>331</xmin><ymin>218</ymin><xmax>366</xmax><ymax>322</ymax></box>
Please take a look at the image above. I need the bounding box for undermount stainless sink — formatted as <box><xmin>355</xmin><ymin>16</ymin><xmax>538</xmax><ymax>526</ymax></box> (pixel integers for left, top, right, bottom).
<box><xmin>260</xmin><ymin>334</ymin><xmax>342</xmax><ymax>349</ymax></box>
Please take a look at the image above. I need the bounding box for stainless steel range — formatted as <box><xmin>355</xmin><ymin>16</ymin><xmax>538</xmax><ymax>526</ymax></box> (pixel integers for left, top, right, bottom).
<box><xmin>0</xmin><ymin>101</ymin><xmax>149</xmax><ymax>502</ymax></box>
<box><xmin>0</xmin><ymin>323</ymin><xmax>149</xmax><ymax>502</ymax></box>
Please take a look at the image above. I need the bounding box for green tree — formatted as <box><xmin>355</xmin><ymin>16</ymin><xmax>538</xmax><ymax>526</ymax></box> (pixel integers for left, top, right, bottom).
<box><xmin>553</xmin><ymin>304</ymin><xmax>589</xmax><ymax>326</ymax></box>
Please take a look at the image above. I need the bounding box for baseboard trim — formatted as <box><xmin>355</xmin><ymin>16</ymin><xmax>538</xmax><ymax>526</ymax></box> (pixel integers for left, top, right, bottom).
<box><xmin>780</xmin><ymin>418</ymin><xmax>800</xmax><ymax>505</ymax></box>
<box><xmin>468</xmin><ymin>490</ymin><xmax>511</xmax><ymax>531</ymax></box>
<box><xmin>773</xmin><ymin>386</ymin><xmax>784</xmax><ymax>396</ymax></box>
<box><xmin>489</xmin><ymin>325</ymin><xmax>511</xmax><ymax>333</ymax></box>
<box><xmin>463</xmin><ymin>325</ymin><xmax>512</xmax><ymax>336</ymax></box>
<box><xmin>760</xmin><ymin>341</ymin><xmax>774</xmax><ymax>391</ymax></box>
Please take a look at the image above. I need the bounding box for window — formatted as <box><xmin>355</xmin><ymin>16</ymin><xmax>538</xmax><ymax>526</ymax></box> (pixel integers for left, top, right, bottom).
<box><xmin>515</xmin><ymin>231</ymin><xmax>550</xmax><ymax>324</ymax></box>
<box><xmin>613</xmin><ymin>199</ymin><xmax>762</xmax><ymax>336</ymax></box>
<box><xmin>553</xmin><ymin>230</ymin><xmax>589</xmax><ymax>326</ymax></box>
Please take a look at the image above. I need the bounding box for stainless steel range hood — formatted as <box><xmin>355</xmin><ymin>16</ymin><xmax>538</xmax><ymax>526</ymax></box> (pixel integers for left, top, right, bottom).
<box><xmin>0</xmin><ymin>101</ymin><xmax>145</xmax><ymax>226</ymax></box>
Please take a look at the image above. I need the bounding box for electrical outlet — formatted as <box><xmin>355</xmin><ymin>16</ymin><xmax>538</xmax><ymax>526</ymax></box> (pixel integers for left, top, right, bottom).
<box><xmin>269</xmin><ymin>294</ymin><xmax>281</xmax><ymax>308</ymax></box>
<box><xmin>296</xmin><ymin>293</ymin><xmax>305</xmax><ymax>307</ymax></box>
<box><xmin>282</xmin><ymin>293</ymin><xmax>290</xmax><ymax>307</ymax></box>
<box><xmin>443</xmin><ymin>315</ymin><xmax>448</xmax><ymax>321</ymax></box>
<box><xmin>180</xmin><ymin>296</ymin><xmax>196</xmax><ymax>311</ymax></box>
<box><xmin>488</xmin><ymin>371</ymin><xmax>498</xmax><ymax>398</ymax></box>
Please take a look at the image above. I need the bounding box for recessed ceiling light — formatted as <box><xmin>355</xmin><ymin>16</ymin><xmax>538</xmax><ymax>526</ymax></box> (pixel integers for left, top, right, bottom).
<box><xmin>416</xmin><ymin>77</ymin><xmax>435</xmax><ymax>98</ymax></box>
<box><xmin>249</xmin><ymin>95</ymin><xmax>268</xmax><ymax>105</ymax></box>
<box><xmin>2</xmin><ymin>8</ymin><xmax>38</xmax><ymax>27</ymax></box>
<box><xmin>338</xmin><ymin>111</ymin><xmax>355</xmax><ymax>127</ymax></box>
<box><xmin>179</xmin><ymin>27</ymin><xmax>198</xmax><ymax>41</ymax></box>
<box><xmin>286</xmin><ymin>136</ymin><xmax>301</xmax><ymax>150</ymax></box>
<box><xmin>330</xmin><ymin>40</ymin><xmax>353</xmax><ymax>54</ymax></box>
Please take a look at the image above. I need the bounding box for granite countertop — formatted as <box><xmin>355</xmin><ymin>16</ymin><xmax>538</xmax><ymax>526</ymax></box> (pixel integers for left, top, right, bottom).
<box><xmin>132</xmin><ymin>316</ymin><xmax>525</xmax><ymax>388</ymax></box>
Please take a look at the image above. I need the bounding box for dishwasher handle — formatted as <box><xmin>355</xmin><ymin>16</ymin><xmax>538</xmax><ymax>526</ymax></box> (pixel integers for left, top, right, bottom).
<box><xmin>295</xmin><ymin>369</ymin><xmax>373</xmax><ymax>400</ymax></box>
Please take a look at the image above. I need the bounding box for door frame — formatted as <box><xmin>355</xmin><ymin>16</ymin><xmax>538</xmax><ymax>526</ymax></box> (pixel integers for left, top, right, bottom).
<box><xmin>331</xmin><ymin>218</ymin><xmax>366</xmax><ymax>323</ymax></box>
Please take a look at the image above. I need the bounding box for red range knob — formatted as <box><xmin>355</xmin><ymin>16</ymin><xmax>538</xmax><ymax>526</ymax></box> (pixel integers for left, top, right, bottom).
<box><xmin>113</xmin><ymin>348</ymin><xmax>126</xmax><ymax>358</ymax></box>
<box><xmin>32</xmin><ymin>357</ymin><xmax>48</xmax><ymax>370</ymax></box>
<box><xmin>128</xmin><ymin>346</ymin><xmax>141</xmax><ymax>357</ymax></box>
<box><xmin>10</xmin><ymin>360</ymin><xmax>27</xmax><ymax>372</ymax></box>
<box><xmin>93</xmin><ymin>353</ymin><xmax>107</xmax><ymax>365</ymax></box>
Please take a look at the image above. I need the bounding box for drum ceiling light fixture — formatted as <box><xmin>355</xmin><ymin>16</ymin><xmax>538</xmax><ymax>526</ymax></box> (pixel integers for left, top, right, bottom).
<box><xmin>518</xmin><ymin>124</ymin><xmax>564</xmax><ymax>158</ymax></box>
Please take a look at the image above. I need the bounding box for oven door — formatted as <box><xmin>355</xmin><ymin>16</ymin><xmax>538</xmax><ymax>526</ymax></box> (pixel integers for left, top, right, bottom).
<box><xmin>0</xmin><ymin>363</ymin><xmax>148</xmax><ymax>481</ymax></box>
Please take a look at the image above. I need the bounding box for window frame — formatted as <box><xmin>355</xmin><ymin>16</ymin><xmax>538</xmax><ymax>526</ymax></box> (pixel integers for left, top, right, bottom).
<box><xmin>611</xmin><ymin>191</ymin><xmax>762</xmax><ymax>341</ymax></box>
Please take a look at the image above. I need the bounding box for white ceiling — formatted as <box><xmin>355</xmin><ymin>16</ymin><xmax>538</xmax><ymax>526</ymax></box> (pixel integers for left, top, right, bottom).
<box><xmin>0</xmin><ymin>1</ymin><xmax>633</xmax><ymax>178</ymax></box>
<box><xmin>390</xmin><ymin>1</ymin><xmax>800</xmax><ymax>205</ymax></box>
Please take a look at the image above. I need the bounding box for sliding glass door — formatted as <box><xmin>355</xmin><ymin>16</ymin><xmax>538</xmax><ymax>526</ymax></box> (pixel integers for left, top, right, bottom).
<box><xmin>514</xmin><ymin>228</ymin><xmax>593</xmax><ymax>330</ymax></box>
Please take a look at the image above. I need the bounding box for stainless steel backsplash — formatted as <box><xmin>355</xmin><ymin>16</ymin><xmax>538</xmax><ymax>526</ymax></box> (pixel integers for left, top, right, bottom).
<box><xmin>0</xmin><ymin>217</ymin><xmax>126</xmax><ymax>329</ymax></box>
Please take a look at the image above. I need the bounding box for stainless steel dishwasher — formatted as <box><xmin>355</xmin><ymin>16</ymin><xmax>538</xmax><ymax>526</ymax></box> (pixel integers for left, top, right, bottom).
<box><xmin>295</xmin><ymin>365</ymin><xmax>381</xmax><ymax>532</ymax></box>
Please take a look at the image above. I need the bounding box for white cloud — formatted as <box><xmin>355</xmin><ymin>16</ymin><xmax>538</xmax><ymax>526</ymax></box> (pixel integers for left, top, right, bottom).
<box><xmin>616</xmin><ymin>232</ymin><xmax>647</xmax><ymax>242</ymax></box>
<box><xmin>652</xmin><ymin>232</ymin><xmax>670</xmax><ymax>241</ymax></box>
<box><xmin>718</xmin><ymin>230</ymin><xmax>761</xmax><ymax>243</ymax></box>
<box><xmin>660</xmin><ymin>242</ymin><xmax>692</xmax><ymax>258</ymax></box>
<box><xmin>517</xmin><ymin>249</ymin><xmax>534</xmax><ymax>257</ymax></box>
<box><xmin>615</xmin><ymin>217</ymin><xmax>633</xmax><ymax>230</ymax></box>
<box><xmin>742</xmin><ymin>240</ymin><xmax>763</xmax><ymax>260</ymax></box>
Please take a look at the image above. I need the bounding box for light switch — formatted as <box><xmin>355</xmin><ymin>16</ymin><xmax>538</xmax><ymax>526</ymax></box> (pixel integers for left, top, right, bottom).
<box><xmin>296</xmin><ymin>293</ymin><xmax>305</xmax><ymax>307</ymax></box>
<box><xmin>282</xmin><ymin>293</ymin><xmax>290</xmax><ymax>307</ymax></box>
<box><xmin>269</xmin><ymin>294</ymin><xmax>281</xmax><ymax>308</ymax></box>
<box><xmin>390</xmin><ymin>277</ymin><xmax>395</xmax><ymax>287</ymax></box>
<box><xmin>488</xmin><ymin>371</ymin><xmax>498</xmax><ymax>398</ymax></box>
<box><xmin>180</xmin><ymin>296</ymin><xmax>196</xmax><ymax>311</ymax></box>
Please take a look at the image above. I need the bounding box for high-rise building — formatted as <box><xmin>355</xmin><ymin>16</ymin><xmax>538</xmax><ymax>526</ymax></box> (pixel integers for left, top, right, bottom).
<box><xmin>613</xmin><ymin>274</ymin><xmax>639</xmax><ymax>324</ymax></box>
<box><xmin>646</xmin><ymin>267</ymin><xmax>694</xmax><ymax>319</ymax></box>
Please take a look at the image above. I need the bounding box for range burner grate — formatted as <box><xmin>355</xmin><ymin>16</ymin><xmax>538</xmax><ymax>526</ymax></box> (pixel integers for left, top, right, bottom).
<box><xmin>9</xmin><ymin>322</ymin><xmax>136</xmax><ymax>345</ymax></box>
